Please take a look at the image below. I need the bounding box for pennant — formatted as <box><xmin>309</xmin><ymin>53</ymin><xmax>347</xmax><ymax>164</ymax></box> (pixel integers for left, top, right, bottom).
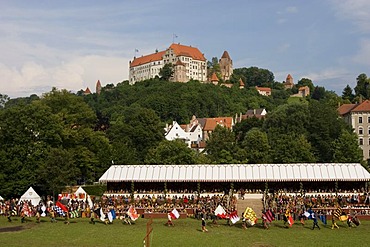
<box><xmin>170</xmin><ymin>208</ymin><xmax>180</xmax><ymax>219</ymax></box>
<box><xmin>229</xmin><ymin>210</ymin><xmax>240</xmax><ymax>224</ymax></box>
<box><xmin>127</xmin><ymin>205</ymin><xmax>139</xmax><ymax>221</ymax></box>
<box><xmin>215</xmin><ymin>205</ymin><xmax>228</xmax><ymax>219</ymax></box>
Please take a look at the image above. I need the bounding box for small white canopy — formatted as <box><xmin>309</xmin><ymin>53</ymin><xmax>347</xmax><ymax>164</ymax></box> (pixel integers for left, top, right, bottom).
<box><xmin>18</xmin><ymin>187</ymin><xmax>42</xmax><ymax>206</ymax></box>
<box><xmin>0</xmin><ymin>195</ymin><xmax>4</xmax><ymax>200</ymax></box>
<box><xmin>74</xmin><ymin>186</ymin><xmax>87</xmax><ymax>200</ymax></box>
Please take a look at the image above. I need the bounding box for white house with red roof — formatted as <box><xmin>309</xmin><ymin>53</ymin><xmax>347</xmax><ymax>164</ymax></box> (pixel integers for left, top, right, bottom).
<box><xmin>338</xmin><ymin>99</ymin><xmax>370</xmax><ymax>160</ymax></box>
<box><xmin>255</xmin><ymin>86</ymin><xmax>272</xmax><ymax>96</ymax></box>
<box><xmin>129</xmin><ymin>43</ymin><xmax>207</xmax><ymax>84</ymax></box>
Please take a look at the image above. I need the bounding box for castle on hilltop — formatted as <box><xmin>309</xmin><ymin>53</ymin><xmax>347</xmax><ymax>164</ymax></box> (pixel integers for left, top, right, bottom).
<box><xmin>129</xmin><ymin>44</ymin><xmax>233</xmax><ymax>85</ymax></box>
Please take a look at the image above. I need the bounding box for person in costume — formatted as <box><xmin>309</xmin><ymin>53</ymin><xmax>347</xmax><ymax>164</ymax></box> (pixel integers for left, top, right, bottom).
<box><xmin>311</xmin><ymin>212</ymin><xmax>320</xmax><ymax>230</ymax></box>
<box><xmin>201</xmin><ymin>217</ymin><xmax>208</xmax><ymax>232</ymax></box>
<box><xmin>167</xmin><ymin>212</ymin><xmax>174</xmax><ymax>226</ymax></box>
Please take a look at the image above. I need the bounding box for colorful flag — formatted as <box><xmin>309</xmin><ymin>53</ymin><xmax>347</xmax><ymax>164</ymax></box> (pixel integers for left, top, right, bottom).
<box><xmin>99</xmin><ymin>208</ymin><xmax>105</xmax><ymax>222</ymax></box>
<box><xmin>264</xmin><ymin>209</ymin><xmax>275</xmax><ymax>223</ymax></box>
<box><xmin>56</xmin><ymin>201</ymin><xmax>68</xmax><ymax>212</ymax></box>
<box><xmin>127</xmin><ymin>205</ymin><xmax>139</xmax><ymax>221</ymax></box>
<box><xmin>229</xmin><ymin>210</ymin><xmax>240</xmax><ymax>224</ymax></box>
<box><xmin>333</xmin><ymin>206</ymin><xmax>342</xmax><ymax>219</ymax></box>
<box><xmin>110</xmin><ymin>209</ymin><xmax>116</xmax><ymax>220</ymax></box>
<box><xmin>53</xmin><ymin>206</ymin><xmax>65</xmax><ymax>217</ymax></box>
<box><xmin>288</xmin><ymin>215</ymin><xmax>294</xmax><ymax>227</ymax></box>
<box><xmin>215</xmin><ymin>205</ymin><xmax>228</xmax><ymax>219</ymax></box>
<box><xmin>107</xmin><ymin>211</ymin><xmax>113</xmax><ymax>223</ymax></box>
<box><xmin>243</xmin><ymin>207</ymin><xmax>258</xmax><ymax>226</ymax></box>
<box><xmin>170</xmin><ymin>208</ymin><xmax>180</xmax><ymax>219</ymax></box>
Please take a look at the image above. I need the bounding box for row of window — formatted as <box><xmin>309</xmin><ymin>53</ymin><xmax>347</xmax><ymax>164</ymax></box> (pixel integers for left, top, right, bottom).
<box><xmin>359</xmin><ymin>137</ymin><xmax>370</xmax><ymax>146</ymax></box>
<box><xmin>358</xmin><ymin>116</ymin><xmax>370</xmax><ymax>123</ymax></box>
<box><xmin>358</xmin><ymin>127</ymin><xmax>370</xmax><ymax>135</ymax></box>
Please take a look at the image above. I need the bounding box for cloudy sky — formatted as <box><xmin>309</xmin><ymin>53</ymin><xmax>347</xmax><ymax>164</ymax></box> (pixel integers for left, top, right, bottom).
<box><xmin>1</xmin><ymin>0</ymin><xmax>370</xmax><ymax>98</ymax></box>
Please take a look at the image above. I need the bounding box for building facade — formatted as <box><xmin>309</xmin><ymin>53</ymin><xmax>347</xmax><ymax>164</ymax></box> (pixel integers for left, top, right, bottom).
<box><xmin>129</xmin><ymin>43</ymin><xmax>207</xmax><ymax>84</ymax></box>
<box><xmin>338</xmin><ymin>100</ymin><xmax>370</xmax><ymax>160</ymax></box>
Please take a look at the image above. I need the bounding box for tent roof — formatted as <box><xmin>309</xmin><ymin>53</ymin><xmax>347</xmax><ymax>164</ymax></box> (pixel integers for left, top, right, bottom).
<box><xmin>99</xmin><ymin>163</ymin><xmax>370</xmax><ymax>183</ymax></box>
<box><xmin>0</xmin><ymin>195</ymin><xmax>3</xmax><ymax>200</ymax></box>
<box><xmin>19</xmin><ymin>187</ymin><xmax>41</xmax><ymax>206</ymax></box>
<box><xmin>75</xmin><ymin>186</ymin><xmax>87</xmax><ymax>195</ymax></box>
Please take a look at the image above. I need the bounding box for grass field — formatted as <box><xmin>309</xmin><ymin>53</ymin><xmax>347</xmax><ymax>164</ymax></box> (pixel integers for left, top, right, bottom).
<box><xmin>0</xmin><ymin>216</ymin><xmax>369</xmax><ymax>247</ymax></box>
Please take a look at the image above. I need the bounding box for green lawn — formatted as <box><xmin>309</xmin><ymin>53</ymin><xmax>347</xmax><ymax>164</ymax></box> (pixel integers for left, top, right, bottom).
<box><xmin>0</xmin><ymin>216</ymin><xmax>369</xmax><ymax>247</ymax></box>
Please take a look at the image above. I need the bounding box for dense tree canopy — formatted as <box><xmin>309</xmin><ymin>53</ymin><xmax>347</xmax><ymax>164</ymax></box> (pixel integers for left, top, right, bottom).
<box><xmin>0</xmin><ymin>71</ymin><xmax>366</xmax><ymax>197</ymax></box>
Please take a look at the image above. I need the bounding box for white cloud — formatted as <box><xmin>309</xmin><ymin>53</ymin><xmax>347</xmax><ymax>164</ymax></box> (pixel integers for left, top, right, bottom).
<box><xmin>330</xmin><ymin>0</ymin><xmax>370</xmax><ymax>33</ymax></box>
<box><xmin>286</xmin><ymin>6</ymin><xmax>298</xmax><ymax>13</ymax></box>
<box><xmin>0</xmin><ymin>55</ymin><xmax>130</xmax><ymax>98</ymax></box>
<box><xmin>353</xmin><ymin>39</ymin><xmax>370</xmax><ymax>66</ymax></box>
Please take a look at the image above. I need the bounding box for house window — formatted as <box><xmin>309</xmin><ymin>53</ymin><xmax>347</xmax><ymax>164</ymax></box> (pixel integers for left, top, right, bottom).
<box><xmin>368</xmin><ymin>138</ymin><xmax>370</xmax><ymax>145</ymax></box>
<box><xmin>368</xmin><ymin>116</ymin><xmax>370</xmax><ymax>123</ymax></box>
<box><xmin>359</xmin><ymin>138</ymin><xmax>363</xmax><ymax>145</ymax></box>
<box><xmin>359</xmin><ymin>117</ymin><xmax>363</xmax><ymax>123</ymax></box>
<box><xmin>359</xmin><ymin>127</ymin><xmax>363</xmax><ymax>135</ymax></box>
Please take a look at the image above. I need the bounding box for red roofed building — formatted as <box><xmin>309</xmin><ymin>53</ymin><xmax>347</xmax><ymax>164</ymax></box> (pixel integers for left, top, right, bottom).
<box><xmin>338</xmin><ymin>99</ymin><xmax>370</xmax><ymax>160</ymax></box>
<box><xmin>255</xmin><ymin>86</ymin><xmax>272</xmax><ymax>96</ymax></box>
<box><xmin>284</xmin><ymin>74</ymin><xmax>294</xmax><ymax>89</ymax></box>
<box><xmin>219</xmin><ymin>51</ymin><xmax>233</xmax><ymax>81</ymax></box>
<box><xmin>129</xmin><ymin>43</ymin><xmax>207</xmax><ymax>84</ymax></box>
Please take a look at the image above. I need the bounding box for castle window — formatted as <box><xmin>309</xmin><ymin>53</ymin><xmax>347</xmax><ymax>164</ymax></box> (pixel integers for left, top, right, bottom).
<box><xmin>359</xmin><ymin>117</ymin><xmax>363</xmax><ymax>123</ymax></box>
<box><xmin>359</xmin><ymin>138</ymin><xmax>363</xmax><ymax>145</ymax></box>
<box><xmin>359</xmin><ymin>127</ymin><xmax>363</xmax><ymax>135</ymax></box>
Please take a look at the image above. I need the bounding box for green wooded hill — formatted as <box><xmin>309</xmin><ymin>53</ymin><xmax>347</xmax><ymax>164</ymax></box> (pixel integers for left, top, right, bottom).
<box><xmin>0</xmin><ymin>77</ymin><xmax>364</xmax><ymax>198</ymax></box>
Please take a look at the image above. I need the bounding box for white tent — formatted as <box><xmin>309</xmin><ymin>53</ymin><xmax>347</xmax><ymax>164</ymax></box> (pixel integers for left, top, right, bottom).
<box><xmin>18</xmin><ymin>187</ymin><xmax>42</xmax><ymax>206</ymax></box>
<box><xmin>0</xmin><ymin>195</ymin><xmax>4</xmax><ymax>201</ymax></box>
<box><xmin>74</xmin><ymin>186</ymin><xmax>87</xmax><ymax>200</ymax></box>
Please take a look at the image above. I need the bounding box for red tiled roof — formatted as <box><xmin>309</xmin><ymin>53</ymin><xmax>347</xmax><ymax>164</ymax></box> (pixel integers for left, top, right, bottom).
<box><xmin>169</xmin><ymin>43</ymin><xmax>206</xmax><ymax>61</ymax></box>
<box><xmin>96</xmin><ymin>80</ymin><xmax>101</xmax><ymax>87</ymax></box>
<box><xmin>256</xmin><ymin>86</ymin><xmax>271</xmax><ymax>92</ymax></box>
<box><xmin>286</xmin><ymin>74</ymin><xmax>292</xmax><ymax>79</ymax></box>
<box><xmin>338</xmin><ymin>104</ymin><xmax>357</xmax><ymax>115</ymax></box>
<box><xmin>202</xmin><ymin>117</ymin><xmax>233</xmax><ymax>131</ymax></box>
<box><xmin>221</xmin><ymin>51</ymin><xmax>231</xmax><ymax>59</ymax></box>
<box><xmin>210</xmin><ymin>72</ymin><xmax>219</xmax><ymax>82</ymax></box>
<box><xmin>130</xmin><ymin>51</ymin><xmax>166</xmax><ymax>67</ymax></box>
<box><xmin>352</xmin><ymin>100</ymin><xmax>370</xmax><ymax>112</ymax></box>
<box><xmin>239</xmin><ymin>78</ymin><xmax>245</xmax><ymax>86</ymax></box>
<box><xmin>84</xmin><ymin>87</ymin><xmax>91</xmax><ymax>94</ymax></box>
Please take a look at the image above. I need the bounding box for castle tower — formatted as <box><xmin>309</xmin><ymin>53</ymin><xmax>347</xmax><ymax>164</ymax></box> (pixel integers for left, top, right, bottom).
<box><xmin>219</xmin><ymin>51</ymin><xmax>233</xmax><ymax>81</ymax></box>
<box><xmin>210</xmin><ymin>72</ymin><xmax>219</xmax><ymax>85</ymax></box>
<box><xmin>284</xmin><ymin>74</ymin><xmax>294</xmax><ymax>89</ymax></box>
<box><xmin>96</xmin><ymin>80</ymin><xmax>102</xmax><ymax>95</ymax></box>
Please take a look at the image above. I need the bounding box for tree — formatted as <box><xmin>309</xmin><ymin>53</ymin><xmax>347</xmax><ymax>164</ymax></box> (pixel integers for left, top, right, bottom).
<box><xmin>0</xmin><ymin>93</ymin><xmax>9</xmax><ymax>108</ymax></box>
<box><xmin>206</xmin><ymin>125</ymin><xmax>237</xmax><ymax>163</ymax></box>
<box><xmin>269</xmin><ymin>133</ymin><xmax>316</xmax><ymax>163</ymax></box>
<box><xmin>297</xmin><ymin>78</ymin><xmax>315</xmax><ymax>94</ymax></box>
<box><xmin>241</xmin><ymin>128</ymin><xmax>270</xmax><ymax>163</ymax></box>
<box><xmin>342</xmin><ymin>84</ymin><xmax>355</xmax><ymax>102</ymax></box>
<box><xmin>145</xmin><ymin>140</ymin><xmax>198</xmax><ymax>164</ymax></box>
<box><xmin>332</xmin><ymin>130</ymin><xmax>363</xmax><ymax>163</ymax></box>
<box><xmin>231</xmin><ymin>67</ymin><xmax>274</xmax><ymax>87</ymax></box>
<box><xmin>159</xmin><ymin>63</ymin><xmax>174</xmax><ymax>81</ymax></box>
<box><xmin>354</xmin><ymin>73</ymin><xmax>370</xmax><ymax>99</ymax></box>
